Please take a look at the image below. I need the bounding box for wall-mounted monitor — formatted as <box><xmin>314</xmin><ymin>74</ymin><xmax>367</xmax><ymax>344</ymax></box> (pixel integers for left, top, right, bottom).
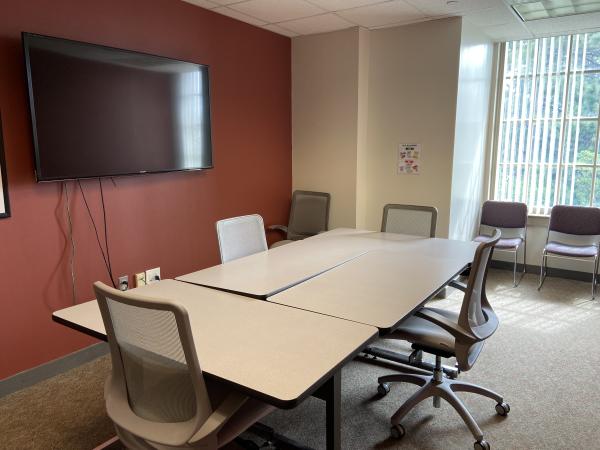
<box><xmin>23</xmin><ymin>33</ymin><xmax>213</xmax><ymax>182</ymax></box>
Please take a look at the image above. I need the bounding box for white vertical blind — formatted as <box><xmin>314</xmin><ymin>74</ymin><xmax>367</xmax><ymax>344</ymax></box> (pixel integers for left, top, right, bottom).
<box><xmin>494</xmin><ymin>32</ymin><xmax>600</xmax><ymax>215</ymax></box>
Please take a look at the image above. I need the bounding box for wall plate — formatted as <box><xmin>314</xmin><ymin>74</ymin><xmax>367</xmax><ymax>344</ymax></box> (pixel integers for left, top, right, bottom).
<box><xmin>146</xmin><ymin>267</ymin><xmax>161</xmax><ymax>284</ymax></box>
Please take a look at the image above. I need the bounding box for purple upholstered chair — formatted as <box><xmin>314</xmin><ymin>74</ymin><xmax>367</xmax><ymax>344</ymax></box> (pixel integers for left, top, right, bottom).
<box><xmin>539</xmin><ymin>205</ymin><xmax>600</xmax><ymax>298</ymax></box>
<box><xmin>474</xmin><ymin>201</ymin><xmax>528</xmax><ymax>287</ymax></box>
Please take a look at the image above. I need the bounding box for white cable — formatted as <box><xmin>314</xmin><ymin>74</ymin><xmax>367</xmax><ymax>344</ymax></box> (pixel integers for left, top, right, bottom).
<box><xmin>64</xmin><ymin>182</ymin><xmax>77</xmax><ymax>305</ymax></box>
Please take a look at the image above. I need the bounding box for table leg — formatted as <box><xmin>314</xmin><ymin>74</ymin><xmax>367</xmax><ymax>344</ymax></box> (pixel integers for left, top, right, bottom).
<box><xmin>313</xmin><ymin>370</ymin><xmax>341</xmax><ymax>450</ymax></box>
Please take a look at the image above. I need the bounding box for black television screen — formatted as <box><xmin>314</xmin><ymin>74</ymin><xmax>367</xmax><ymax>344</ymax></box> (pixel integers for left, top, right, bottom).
<box><xmin>23</xmin><ymin>33</ymin><xmax>213</xmax><ymax>181</ymax></box>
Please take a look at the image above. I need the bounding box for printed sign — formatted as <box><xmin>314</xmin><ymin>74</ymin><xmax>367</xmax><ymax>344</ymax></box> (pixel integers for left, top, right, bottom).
<box><xmin>397</xmin><ymin>143</ymin><xmax>421</xmax><ymax>175</ymax></box>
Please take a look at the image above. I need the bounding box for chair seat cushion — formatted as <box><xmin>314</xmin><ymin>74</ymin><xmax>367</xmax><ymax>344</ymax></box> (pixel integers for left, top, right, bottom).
<box><xmin>474</xmin><ymin>235</ymin><xmax>522</xmax><ymax>249</ymax></box>
<box><xmin>545</xmin><ymin>241</ymin><xmax>599</xmax><ymax>258</ymax></box>
<box><xmin>387</xmin><ymin>307</ymin><xmax>457</xmax><ymax>356</ymax></box>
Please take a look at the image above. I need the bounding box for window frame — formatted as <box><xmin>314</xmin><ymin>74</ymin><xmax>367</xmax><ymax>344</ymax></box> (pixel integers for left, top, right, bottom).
<box><xmin>490</xmin><ymin>33</ymin><xmax>600</xmax><ymax>217</ymax></box>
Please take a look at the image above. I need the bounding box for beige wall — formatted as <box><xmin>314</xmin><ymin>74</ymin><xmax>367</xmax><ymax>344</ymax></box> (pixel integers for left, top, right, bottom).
<box><xmin>292</xmin><ymin>28</ymin><xmax>360</xmax><ymax>229</ymax></box>
<box><xmin>292</xmin><ymin>19</ymin><xmax>463</xmax><ymax>235</ymax></box>
<box><xmin>292</xmin><ymin>19</ymin><xmax>595</xmax><ymax>278</ymax></box>
<box><xmin>355</xmin><ymin>28</ymin><xmax>370</xmax><ymax>229</ymax></box>
<box><xmin>363</xmin><ymin>18</ymin><xmax>462</xmax><ymax>236</ymax></box>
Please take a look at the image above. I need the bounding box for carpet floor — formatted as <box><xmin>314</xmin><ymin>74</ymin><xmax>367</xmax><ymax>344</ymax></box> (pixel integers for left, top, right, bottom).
<box><xmin>1</xmin><ymin>269</ymin><xmax>599</xmax><ymax>450</ymax></box>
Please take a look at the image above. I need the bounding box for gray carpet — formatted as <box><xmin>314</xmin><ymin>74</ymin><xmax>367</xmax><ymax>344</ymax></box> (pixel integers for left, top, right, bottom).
<box><xmin>2</xmin><ymin>269</ymin><xmax>600</xmax><ymax>449</ymax></box>
<box><xmin>259</xmin><ymin>270</ymin><xmax>600</xmax><ymax>449</ymax></box>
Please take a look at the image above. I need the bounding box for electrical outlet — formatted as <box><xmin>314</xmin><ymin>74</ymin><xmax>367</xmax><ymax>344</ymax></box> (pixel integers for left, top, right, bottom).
<box><xmin>146</xmin><ymin>267</ymin><xmax>161</xmax><ymax>284</ymax></box>
<box><xmin>118</xmin><ymin>275</ymin><xmax>129</xmax><ymax>291</ymax></box>
<box><xmin>134</xmin><ymin>272</ymin><xmax>146</xmax><ymax>287</ymax></box>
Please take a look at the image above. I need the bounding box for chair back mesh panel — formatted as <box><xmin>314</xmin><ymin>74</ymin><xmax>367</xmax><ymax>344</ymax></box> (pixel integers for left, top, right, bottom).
<box><xmin>381</xmin><ymin>204</ymin><xmax>437</xmax><ymax>237</ymax></box>
<box><xmin>216</xmin><ymin>214</ymin><xmax>268</xmax><ymax>263</ymax></box>
<box><xmin>106</xmin><ymin>298</ymin><xmax>197</xmax><ymax>423</ymax></box>
<box><xmin>456</xmin><ymin>230</ymin><xmax>500</xmax><ymax>371</ymax></box>
<box><xmin>463</xmin><ymin>246</ymin><xmax>492</xmax><ymax>327</ymax></box>
<box><xmin>288</xmin><ymin>191</ymin><xmax>330</xmax><ymax>240</ymax></box>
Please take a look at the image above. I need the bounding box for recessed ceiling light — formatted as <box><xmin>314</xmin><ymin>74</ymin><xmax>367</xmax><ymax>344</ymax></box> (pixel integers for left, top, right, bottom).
<box><xmin>512</xmin><ymin>0</ymin><xmax>600</xmax><ymax>22</ymax></box>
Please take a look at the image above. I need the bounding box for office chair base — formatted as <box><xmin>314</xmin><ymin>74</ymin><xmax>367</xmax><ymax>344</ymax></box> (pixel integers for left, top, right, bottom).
<box><xmin>474</xmin><ymin>440</ymin><xmax>491</xmax><ymax>450</ymax></box>
<box><xmin>363</xmin><ymin>345</ymin><xmax>459</xmax><ymax>378</ymax></box>
<box><xmin>377</xmin><ymin>368</ymin><xmax>508</xmax><ymax>445</ymax></box>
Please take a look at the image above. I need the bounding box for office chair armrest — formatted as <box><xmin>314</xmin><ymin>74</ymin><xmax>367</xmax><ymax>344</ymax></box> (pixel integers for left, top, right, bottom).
<box><xmin>448</xmin><ymin>280</ymin><xmax>467</xmax><ymax>292</ymax></box>
<box><xmin>267</xmin><ymin>225</ymin><xmax>288</xmax><ymax>234</ymax></box>
<box><xmin>415</xmin><ymin>308</ymin><xmax>476</xmax><ymax>341</ymax></box>
<box><xmin>189</xmin><ymin>391</ymin><xmax>248</xmax><ymax>444</ymax></box>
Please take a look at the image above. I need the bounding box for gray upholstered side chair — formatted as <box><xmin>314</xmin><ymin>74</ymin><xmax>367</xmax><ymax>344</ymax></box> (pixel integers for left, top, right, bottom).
<box><xmin>381</xmin><ymin>204</ymin><xmax>437</xmax><ymax>237</ymax></box>
<box><xmin>216</xmin><ymin>214</ymin><xmax>268</xmax><ymax>263</ymax></box>
<box><xmin>269</xmin><ymin>190</ymin><xmax>330</xmax><ymax>248</ymax></box>
<box><xmin>94</xmin><ymin>282</ymin><xmax>275</xmax><ymax>449</ymax></box>
<box><xmin>377</xmin><ymin>230</ymin><xmax>509</xmax><ymax>450</ymax></box>
<box><xmin>474</xmin><ymin>200</ymin><xmax>528</xmax><ymax>287</ymax></box>
<box><xmin>538</xmin><ymin>205</ymin><xmax>600</xmax><ymax>299</ymax></box>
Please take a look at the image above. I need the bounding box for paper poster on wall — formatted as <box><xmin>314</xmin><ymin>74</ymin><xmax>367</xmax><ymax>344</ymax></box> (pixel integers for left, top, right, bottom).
<box><xmin>397</xmin><ymin>143</ymin><xmax>421</xmax><ymax>175</ymax></box>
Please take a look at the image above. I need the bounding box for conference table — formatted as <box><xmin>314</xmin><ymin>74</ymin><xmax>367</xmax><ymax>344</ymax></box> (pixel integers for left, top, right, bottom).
<box><xmin>53</xmin><ymin>228</ymin><xmax>478</xmax><ymax>450</ymax></box>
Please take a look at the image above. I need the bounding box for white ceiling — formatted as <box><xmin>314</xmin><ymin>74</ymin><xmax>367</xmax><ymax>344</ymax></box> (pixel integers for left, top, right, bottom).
<box><xmin>182</xmin><ymin>0</ymin><xmax>600</xmax><ymax>41</ymax></box>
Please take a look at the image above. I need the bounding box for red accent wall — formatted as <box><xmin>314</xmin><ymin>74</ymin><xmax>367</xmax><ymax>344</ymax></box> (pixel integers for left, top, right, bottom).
<box><xmin>0</xmin><ymin>0</ymin><xmax>291</xmax><ymax>380</ymax></box>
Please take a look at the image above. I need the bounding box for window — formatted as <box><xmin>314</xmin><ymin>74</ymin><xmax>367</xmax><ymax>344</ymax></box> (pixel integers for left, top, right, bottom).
<box><xmin>493</xmin><ymin>32</ymin><xmax>600</xmax><ymax>215</ymax></box>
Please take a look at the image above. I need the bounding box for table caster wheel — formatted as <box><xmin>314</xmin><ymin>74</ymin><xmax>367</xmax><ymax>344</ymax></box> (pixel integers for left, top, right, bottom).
<box><xmin>390</xmin><ymin>424</ymin><xmax>405</xmax><ymax>439</ymax></box>
<box><xmin>474</xmin><ymin>439</ymin><xmax>490</xmax><ymax>450</ymax></box>
<box><xmin>495</xmin><ymin>402</ymin><xmax>510</xmax><ymax>416</ymax></box>
<box><xmin>378</xmin><ymin>382</ymin><xmax>390</xmax><ymax>396</ymax></box>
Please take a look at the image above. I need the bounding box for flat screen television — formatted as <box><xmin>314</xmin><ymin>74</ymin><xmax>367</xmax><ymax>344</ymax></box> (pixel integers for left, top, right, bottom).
<box><xmin>23</xmin><ymin>33</ymin><xmax>213</xmax><ymax>182</ymax></box>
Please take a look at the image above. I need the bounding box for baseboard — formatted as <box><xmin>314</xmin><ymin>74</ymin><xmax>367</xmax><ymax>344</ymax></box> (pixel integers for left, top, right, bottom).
<box><xmin>491</xmin><ymin>260</ymin><xmax>594</xmax><ymax>283</ymax></box>
<box><xmin>0</xmin><ymin>342</ymin><xmax>109</xmax><ymax>398</ymax></box>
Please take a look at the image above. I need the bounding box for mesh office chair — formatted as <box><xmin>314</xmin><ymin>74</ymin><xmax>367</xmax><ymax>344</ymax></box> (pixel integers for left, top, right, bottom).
<box><xmin>216</xmin><ymin>214</ymin><xmax>268</xmax><ymax>263</ymax></box>
<box><xmin>95</xmin><ymin>282</ymin><xmax>275</xmax><ymax>450</ymax></box>
<box><xmin>538</xmin><ymin>205</ymin><xmax>600</xmax><ymax>299</ymax></box>
<box><xmin>381</xmin><ymin>204</ymin><xmax>437</xmax><ymax>237</ymax></box>
<box><xmin>269</xmin><ymin>190</ymin><xmax>331</xmax><ymax>248</ymax></box>
<box><xmin>474</xmin><ymin>201</ymin><xmax>528</xmax><ymax>287</ymax></box>
<box><xmin>377</xmin><ymin>230</ymin><xmax>509</xmax><ymax>450</ymax></box>
<box><xmin>383</xmin><ymin>203</ymin><xmax>443</xmax><ymax>298</ymax></box>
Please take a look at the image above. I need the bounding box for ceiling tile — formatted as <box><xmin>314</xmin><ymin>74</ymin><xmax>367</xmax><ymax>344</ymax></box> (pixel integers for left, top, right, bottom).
<box><xmin>463</xmin><ymin>5</ymin><xmax>520</xmax><ymax>27</ymax></box>
<box><xmin>337</xmin><ymin>0</ymin><xmax>426</xmax><ymax>28</ymax></box>
<box><xmin>229</xmin><ymin>0</ymin><xmax>326</xmax><ymax>23</ymax></box>
<box><xmin>404</xmin><ymin>0</ymin><xmax>501</xmax><ymax>15</ymax></box>
<box><xmin>262</xmin><ymin>24</ymin><xmax>301</xmax><ymax>36</ymax></box>
<box><xmin>212</xmin><ymin>6</ymin><xmax>268</xmax><ymax>25</ymax></box>
<box><xmin>483</xmin><ymin>22</ymin><xmax>533</xmax><ymax>41</ymax></box>
<box><xmin>305</xmin><ymin>0</ymin><xmax>385</xmax><ymax>12</ymax></box>
<box><xmin>524</xmin><ymin>11</ymin><xmax>600</xmax><ymax>36</ymax></box>
<box><xmin>182</xmin><ymin>0</ymin><xmax>220</xmax><ymax>8</ymax></box>
<box><xmin>278</xmin><ymin>13</ymin><xmax>355</xmax><ymax>34</ymax></box>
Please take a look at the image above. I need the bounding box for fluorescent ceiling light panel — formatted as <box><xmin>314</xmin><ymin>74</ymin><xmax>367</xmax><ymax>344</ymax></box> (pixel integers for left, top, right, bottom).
<box><xmin>512</xmin><ymin>0</ymin><xmax>600</xmax><ymax>21</ymax></box>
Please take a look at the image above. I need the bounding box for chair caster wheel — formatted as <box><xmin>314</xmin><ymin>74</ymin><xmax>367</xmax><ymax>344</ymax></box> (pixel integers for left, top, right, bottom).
<box><xmin>474</xmin><ymin>439</ymin><xmax>490</xmax><ymax>450</ymax></box>
<box><xmin>378</xmin><ymin>382</ymin><xmax>390</xmax><ymax>396</ymax></box>
<box><xmin>390</xmin><ymin>424</ymin><xmax>405</xmax><ymax>439</ymax></box>
<box><xmin>495</xmin><ymin>402</ymin><xmax>510</xmax><ymax>416</ymax></box>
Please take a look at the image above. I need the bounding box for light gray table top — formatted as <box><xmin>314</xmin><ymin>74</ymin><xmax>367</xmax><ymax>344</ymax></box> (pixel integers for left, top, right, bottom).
<box><xmin>53</xmin><ymin>280</ymin><xmax>377</xmax><ymax>408</ymax></box>
<box><xmin>175</xmin><ymin>229</ymin><xmax>431</xmax><ymax>298</ymax></box>
<box><xmin>269</xmin><ymin>238</ymin><xmax>478</xmax><ymax>332</ymax></box>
